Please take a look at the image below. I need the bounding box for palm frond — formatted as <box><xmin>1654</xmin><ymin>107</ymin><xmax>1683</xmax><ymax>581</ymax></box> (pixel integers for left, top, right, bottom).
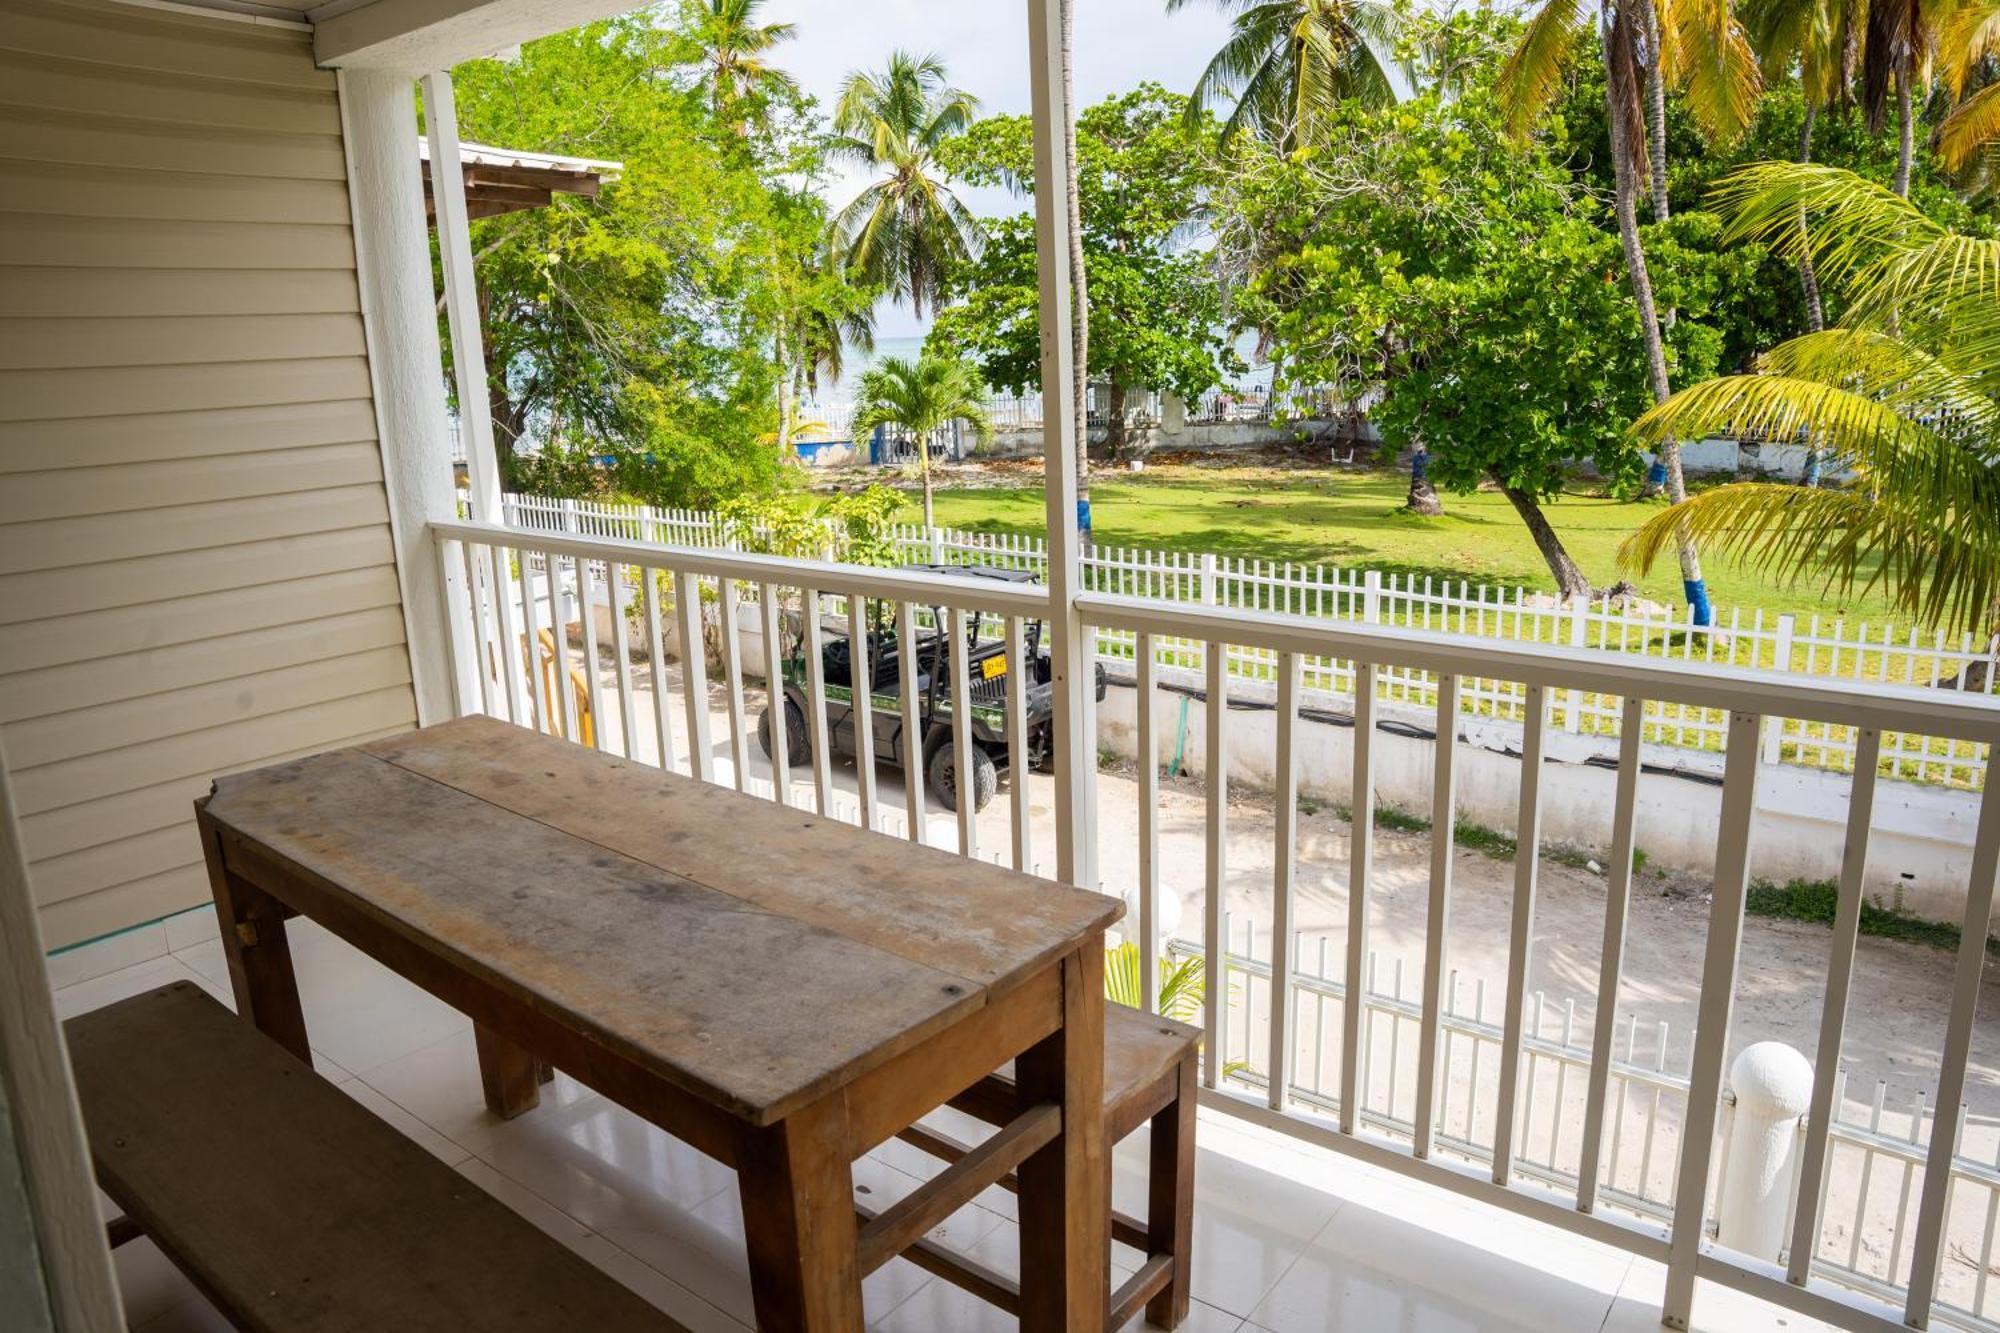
<box><xmin>1707</xmin><ymin>162</ymin><xmax>1942</xmax><ymax>287</ymax></box>
<box><xmin>1938</xmin><ymin>81</ymin><xmax>2000</xmax><ymax>170</ymax></box>
<box><xmin>1498</xmin><ymin>0</ymin><xmax>1593</xmax><ymax>136</ymax></box>
<box><xmin>1666</xmin><ymin>0</ymin><xmax>1764</xmax><ymax>140</ymax></box>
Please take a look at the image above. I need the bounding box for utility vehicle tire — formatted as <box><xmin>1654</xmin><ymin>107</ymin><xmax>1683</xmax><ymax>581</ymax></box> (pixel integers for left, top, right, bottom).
<box><xmin>756</xmin><ymin>697</ymin><xmax>811</xmax><ymax>767</ymax></box>
<box><xmin>927</xmin><ymin>738</ymin><xmax>998</xmax><ymax>813</ymax></box>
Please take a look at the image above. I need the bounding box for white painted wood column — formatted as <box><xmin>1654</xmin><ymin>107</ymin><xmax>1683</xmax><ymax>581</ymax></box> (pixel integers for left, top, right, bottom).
<box><xmin>1025</xmin><ymin>0</ymin><xmax>1092</xmax><ymax>890</ymax></box>
<box><xmin>421</xmin><ymin>69</ymin><xmax>506</xmax><ymax>524</ymax></box>
<box><xmin>337</xmin><ymin>69</ymin><xmax>465</xmax><ymax>722</ymax></box>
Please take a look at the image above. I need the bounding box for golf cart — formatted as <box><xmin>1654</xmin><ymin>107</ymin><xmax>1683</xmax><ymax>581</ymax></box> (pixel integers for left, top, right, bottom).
<box><xmin>756</xmin><ymin>565</ymin><xmax>1107</xmax><ymax>812</ymax></box>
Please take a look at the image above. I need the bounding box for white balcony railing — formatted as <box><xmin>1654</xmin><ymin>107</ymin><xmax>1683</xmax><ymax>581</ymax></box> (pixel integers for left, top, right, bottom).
<box><xmin>431</xmin><ymin>516</ymin><xmax>2000</xmax><ymax>1333</ymax></box>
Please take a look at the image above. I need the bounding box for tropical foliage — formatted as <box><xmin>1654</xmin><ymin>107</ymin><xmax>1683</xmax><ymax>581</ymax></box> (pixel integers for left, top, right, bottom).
<box><xmin>850</xmin><ymin>355</ymin><xmax>994</xmax><ymax>528</ymax></box>
<box><xmin>1105</xmin><ymin>941</ymin><xmax>1207</xmax><ymax>1025</ymax></box>
<box><xmin>1168</xmin><ymin>0</ymin><xmax>1408</xmax><ymax>147</ymax></box>
<box><xmin>827</xmin><ymin>52</ymin><xmax>984</xmax><ymax>318</ymax></box>
<box><xmin>930</xmin><ymin>86</ymin><xmax>1243</xmax><ymax>456</ymax></box>
<box><xmin>1621</xmin><ymin>164</ymin><xmax>2000</xmax><ymax>633</ymax></box>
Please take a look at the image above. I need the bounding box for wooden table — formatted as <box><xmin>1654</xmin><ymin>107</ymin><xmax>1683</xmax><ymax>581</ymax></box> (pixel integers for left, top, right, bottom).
<box><xmin>194</xmin><ymin>715</ymin><xmax>1122</xmax><ymax>1332</ymax></box>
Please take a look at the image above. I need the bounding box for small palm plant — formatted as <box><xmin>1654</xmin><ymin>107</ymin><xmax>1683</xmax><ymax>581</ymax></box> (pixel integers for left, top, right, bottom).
<box><xmin>1620</xmin><ymin>163</ymin><xmax>2000</xmax><ymax>638</ymax></box>
<box><xmin>850</xmin><ymin>354</ymin><xmax>993</xmax><ymax>529</ymax></box>
<box><xmin>1104</xmin><ymin>940</ymin><xmax>1206</xmax><ymax>1023</ymax></box>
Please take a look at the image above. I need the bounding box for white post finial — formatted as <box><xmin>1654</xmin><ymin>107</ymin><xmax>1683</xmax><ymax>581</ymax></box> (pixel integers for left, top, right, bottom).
<box><xmin>1716</xmin><ymin>1041</ymin><xmax>1814</xmax><ymax>1262</ymax></box>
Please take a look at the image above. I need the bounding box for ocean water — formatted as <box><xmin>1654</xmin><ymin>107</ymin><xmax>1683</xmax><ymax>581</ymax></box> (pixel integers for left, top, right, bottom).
<box><xmin>810</xmin><ymin>334</ymin><xmax>926</xmax><ymax>408</ymax></box>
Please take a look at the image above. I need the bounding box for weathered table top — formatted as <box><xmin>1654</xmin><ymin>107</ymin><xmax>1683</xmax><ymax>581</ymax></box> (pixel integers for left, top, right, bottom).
<box><xmin>201</xmin><ymin>715</ymin><xmax>1122</xmax><ymax>1126</ymax></box>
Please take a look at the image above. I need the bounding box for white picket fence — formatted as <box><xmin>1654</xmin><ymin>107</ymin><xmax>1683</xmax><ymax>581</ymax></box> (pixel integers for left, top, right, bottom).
<box><xmin>502</xmin><ymin>492</ymin><xmax>1998</xmax><ymax>790</ymax></box>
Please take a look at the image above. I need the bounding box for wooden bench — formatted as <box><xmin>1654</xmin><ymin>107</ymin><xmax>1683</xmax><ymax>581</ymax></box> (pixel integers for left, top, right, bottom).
<box><xmin>885</xmin><ymin>1002</ymin><xmax>1200</xmax><ymax>1330</ymax></box>
<box><xmin>65</xmin><ymin>981</ymin><xmax>687</xmax><ymax>1333</ymax></box>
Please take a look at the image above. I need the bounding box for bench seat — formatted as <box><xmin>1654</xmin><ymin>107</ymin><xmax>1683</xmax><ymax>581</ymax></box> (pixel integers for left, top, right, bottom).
<box><xmin>65</xmin><ymin>981</ymin><xmax>686</xmax><ymax>1333</ymax></box>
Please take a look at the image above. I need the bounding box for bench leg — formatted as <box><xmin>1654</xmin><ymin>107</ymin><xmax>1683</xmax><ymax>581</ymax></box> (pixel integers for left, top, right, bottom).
<box><xmin>735</xmin><ymin>1095</ymin><xmax>863</xmax><ymax>1332</ymax></box>
<box><xmin>199</xmin><ymin>806</ymin><xmax>309</xmax><ymax>1065</ymax></box>
<box><xmin>473</xmin><ymin>1024</ymin><xmax>542</xmax><ymax>1120</ymax></box>
<box><xmin>1145</xmin><ymin>1054</ymin><xmax>1197</xmax><ymax>1330</ymax></box>
<box><xmin>1017</xmin><ymin>944</ymin><xmax>1109</xmax><ymax>1332</ymax></box>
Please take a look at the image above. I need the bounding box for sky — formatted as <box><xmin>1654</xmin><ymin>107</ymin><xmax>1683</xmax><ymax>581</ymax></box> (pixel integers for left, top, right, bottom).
<box><xmin>758</xmin><ymin>0</ymin><xmax>1236</xmax><ymax>338</ymax></box>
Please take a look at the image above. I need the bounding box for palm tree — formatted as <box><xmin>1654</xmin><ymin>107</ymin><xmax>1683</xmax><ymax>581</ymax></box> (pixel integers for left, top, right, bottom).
<box><xmin>1621</xmin><ymin>163</ymin><xmax>2000</xmax><ymax>636</ymax></box>
<box><xmin>851</xmin><ymin>355</ymin><xmax>994</xmax><ymax>528</ymax></box>
<box><xmin>1863</xmin><ymin>0</ymin><xmax>1941</xmax><ymax>194</ymax></box>
<box><xmin>1935</xmin><ymin>0</ymin><xmax>2000</xmax><ymax>179</ymax></box>
<box><xmin>1169</xmin><ymin>0</ymin><xmax>1408</xmax><ymax>149</ymax></box>
<box><xmin>828</xmin><ymin>53</ymin><xmax>984</xmax><ymax>318</ymax></box>
<box><xmin>678</xmin><ymin>0</ymin><xmax>796</xmax><ymax>129</ymax></box>
<box><xmin>1742</xmin><ymin>0</ymin><xmax>1859</xmax><ymax>333</ymax></box>
<box><xmin>1499</xmin><ymin>0</ymin><xmax>1758</xmax><ymax>624</ymax></box>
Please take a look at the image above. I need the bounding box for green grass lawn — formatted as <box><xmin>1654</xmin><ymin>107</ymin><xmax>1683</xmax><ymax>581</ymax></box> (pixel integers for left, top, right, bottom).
<box><xmin>893</xmin><ymin>460</ymin><xmax>1903</xmax><ymax>628</ymax></box>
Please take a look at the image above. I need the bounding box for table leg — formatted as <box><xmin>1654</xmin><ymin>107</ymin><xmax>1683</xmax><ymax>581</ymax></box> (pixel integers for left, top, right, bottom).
<box><xmin>473</xmin><ymin>1024</ymin><xmax>542</xmax><ymax>1119</ymax></box>
<box><xmin>197</xmin><ymin>806</ymin><xmax>310</xmax><ymax>1066</ymax></box>
<box><xmin>735</xmin><ymin>1096</ymin><xmax>863</xmax><ymax>1331</ymax></box>
<box><xmin>1016</xmin><ymin>944</ymin><xmax>1109</xmax><ymax>1331</ymax></box>
<box><xmin>1146</xmin><ymin>1053</ymin><xmax>1198</xmax><ymax>1328</ymax></box>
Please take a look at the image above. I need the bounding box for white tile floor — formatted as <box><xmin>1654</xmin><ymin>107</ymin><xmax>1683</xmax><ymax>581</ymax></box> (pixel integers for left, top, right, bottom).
<box><xmin>60</xmin><ymin>910</ymin><xmax>1832</xmax><ymax>1332</ymax></box>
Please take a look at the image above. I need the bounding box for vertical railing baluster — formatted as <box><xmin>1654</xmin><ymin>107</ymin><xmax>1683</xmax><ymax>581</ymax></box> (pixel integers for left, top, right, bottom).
<box><xmin>643</xmin><ymin>570</ymin><xmax>678</xmax><ymax>772</ymax></box>
<box><xmin>452</xmin><ymin>539</ymin><xmax>493</xmax><ymax>718</ymax></box>
<box><xmin>1006</xmin><ymin>615</ymin><xmax>1031</xmax><ymax>872</ymax></box>
<box><xmin>1493</xmin><ymin>683</ymin><xmax>1548</xmax><ymax>1185</ymax></box>
<box><xmin>1137</xmin><ymin>630</ymin><xmax>1161</xmax><ymax>1013</ymax></box>
<box><xmin>848</xmin><ymin>594</ymin><xmax>876</xmax><ymax>828</ymax></box>
<box><xmin>896</xmin><ymin>599</ymin><xmax>924</xmax><ymax>842</ymax></box>
<box><xmin>1788</xmin><ymin>727</ymin><xmax>1882</xmax><ymax>1283</ymax></box>
<box><xmin>546</xmin><ymin>556</ymin><xmax>579</xmax><ymax>743</ymax></box>
<box><xmin>758</xmin><ymin>583</ymin><xmax>788</xmax><ymax>802</ymax></box>
<box><xmin>516</xmin><ymin>546</ymin><xmax>552</xmax><ymax>736</ymax></box>
<box><xmin>802</xmin><ymin>589</ymin><xmax>832</xmax><ymax>814</ymax></box>
<box><xmin>488</xmin><ymin>544</ymin><xmax>528</xmax><ymax>727</ymax></box>
<box><xmin>1904</xmin><ymin>776</ymin><xmax>2000</xmax><ymax>1326</ymax></box>
<box><xmin>674</xmin><ymin>570</ymin><xmax>713</xmax><ymax>782</ymax></box>
<box><xmin>1579</xmin><ymin>697</ymin><xmax>1644</xmax><ymax>1213</ymax></box>
<box><xmin>948</xmin><ymin>607</ymin><xmax>978</xmax><ymax>859</ymax></box>
<box><xmin>1204</xmin><ymin>636</ymin><xmax>1229</xmax><ymax>1087</ymax></box>
<box><xmin>1414</xmin><ymin>672</ymin><xmax>1460</xmax><ymax>1157</ymax></box>
<box><xmin>1269</xmin><ymin>649</ymin><xmax>1301</xmax><ymax>1111</ymax></box>
<box><xmin>1342</xmin><ymin>660</ymin><xmax>1376</xmax><ymax>1135</ymax></box>
<box><xmin>606</xmin><ymin>562</ymin><xmax>640</xmax><ymax>759</ymax></box>
<box><xmin>1663</xmin><ymin>710</ymin><xmax>1766</xmax><ymax>1328</ymax></box>
<box><xmin>576</xmin><ymin>555</ymin><xmax>610</xmax><ymax>750</ymax></box>
<box><xmin>719</xmin><ymin>578</ymin><xmax>749</xmax><ymax>791</ymax></box>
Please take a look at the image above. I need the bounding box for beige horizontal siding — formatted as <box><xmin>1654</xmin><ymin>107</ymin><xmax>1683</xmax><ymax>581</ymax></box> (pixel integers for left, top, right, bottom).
<box><xmin>0</xmin><ymin>161</ymin><xmax>353</xmax><ymax>225</ymax></box>
<box><xmin>0</xmin><ymin>268</ymin><xmax>362</xmax><ymax>319</ymax></box>
<box><xmin>0</xmin><ymin>106</ymin><xmax>348</xmax><ymax>179</ymax></box>
<box><xmin>1</xmin><ymin>0</ymin><xmax>418</xmax><ymax>949</ymax></box>
<box><xmin>0</xmin><ymin>400</ymin><xmax>378</xmax><ymax>471</ymax></box>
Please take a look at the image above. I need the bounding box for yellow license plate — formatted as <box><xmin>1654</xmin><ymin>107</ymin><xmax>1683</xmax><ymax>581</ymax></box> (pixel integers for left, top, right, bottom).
<box><xmin>981</xmin><ymin>656</ymin><xmax>1007</xmax><ymax>681</ymax></box>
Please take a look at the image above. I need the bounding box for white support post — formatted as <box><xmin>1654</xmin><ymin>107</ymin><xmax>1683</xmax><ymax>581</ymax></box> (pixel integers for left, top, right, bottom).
<box><xmin>1025</xmin><ymin>0</ymin><xmax>1090</xmax><ymax>889</ymax></box>
<box><xmin>339</xmin><ymin>69</ymin><xmax>463</xmax><ymax>724</ymax></box>
<box><xmin>421</xmin><ymin>69</ymin><xmax>505</xmax><ymax>525</ymax></box>
<box><xmin>1363</xmin><ymin>569</ymin><xmax>1382</xmax><ymax>624</ymax></box>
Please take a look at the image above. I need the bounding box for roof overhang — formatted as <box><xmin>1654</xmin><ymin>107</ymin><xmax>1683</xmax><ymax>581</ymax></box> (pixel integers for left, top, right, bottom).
<box><xmin>418</xmin><ymin>138</ymin><xmax>621</xmax><ymax>223</ymax></box>
<box><xmin>309</xmin><ymin>0</ymin><xmax>640</xmax><ymax>71</ymax></box>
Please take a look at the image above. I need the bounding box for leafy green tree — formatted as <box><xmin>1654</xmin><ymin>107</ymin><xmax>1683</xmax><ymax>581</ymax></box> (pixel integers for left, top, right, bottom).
<box><xmin>447</xmin><ymin>12</ymin><xmax>864</xmax><ymax>509</ymax></box>
<box><xmin>1499</xmin><ymin>0</ymin><xmax>1760</xmax><ymax>621</ymax></box>
<box><xmin>1169</xmin><ymin>0</ymin><xmax>1408</xmax><ymax>148</ymax></box>
<box><xmin>850</xmin><ymin>355</ymin><xmax>994</xmax><ymax>528</ymax></box>
<box><xmin>677</xmin><ymin>0</ymin><xmax>798</xmax><ymax>131</ymax></box>
<box><xmin>1622</xmin><ymin>163</ymin><xmax>2000</xmax><ymax>634</ymax></box>
<box><xmin>932</xmin><ymin>86</ymin><xmax>1243</xmax><ymax>457</ymax></box>
<box><xmin>828</xmin><ymin>52</ymin><xmax>984</xmax><ymax>317</ymax></box>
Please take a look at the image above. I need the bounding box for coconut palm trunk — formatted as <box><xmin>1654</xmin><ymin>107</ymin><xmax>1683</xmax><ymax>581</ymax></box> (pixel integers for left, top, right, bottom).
<box><xmin>1642</xmin><ymin>0</ymin><xmax>1671</xmax><ymax>220</ymax></box>
<box><xmin>1604</xmin><ymin>3</ymin><xmax>1709</xmax><ymax>621</ymax></box>
<box><xmin>1894</xmin><ymin>68</ymin><xmax>1914</xmax><ymax>195</ymax></box>
<box><xmin>1060</xmin><ymin>0</ymin><xmax>1091</xmax><ymax>545</ymax></box>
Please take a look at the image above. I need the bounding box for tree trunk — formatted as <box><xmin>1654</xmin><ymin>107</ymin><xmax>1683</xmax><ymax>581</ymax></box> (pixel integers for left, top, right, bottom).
<box><xmin>1642</xmin><ymin>0</ymin><xmax>1670</xmax><ymax>221</ymax></box>
<box><xmin>1106</xmin><ymin>382</ymin><xmax>1128</xmax><ymax>458</ymax></box>
<box><xmin>1059</xmin><ymin>0</ymin><xmax>1090</xmax><ymax>546</ymax></box>
<box><xmin>920</xmin><ymin>443</ymin><xmax>936</xmax><ymax>530</ymax></box>
<box><xmin>488</xmin><ymin>379</ymin><xmax>523</xmax><ymax>476</ymax></box>
<box><xmin>1797</xmin><ymin>102</ymin><xmax>1825</xmax><ymax>333</ymax></box>
<box><xmin>776</xmin><ymin>357</ymin><xmax>796</xmax><ymax>458</ymax></box>
<box><xmin>1893</xmin><ymin>67</ymin><xmax>1914</xmax><ymax>197</ymax></box>
<box><xmin>1405</xmin><ymin>446</ymin><xmax>1442</xmax><ymax>515</ymax></box>
<box><xmin>1605</xmin><ymin>13</ymin><xmax>1706</xmax><ymax>616</ymax></box>
<box><xmin>1498</xmin><ymin>479</ymin><xmax>1593</xmax><ymax>600</ymax></box>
